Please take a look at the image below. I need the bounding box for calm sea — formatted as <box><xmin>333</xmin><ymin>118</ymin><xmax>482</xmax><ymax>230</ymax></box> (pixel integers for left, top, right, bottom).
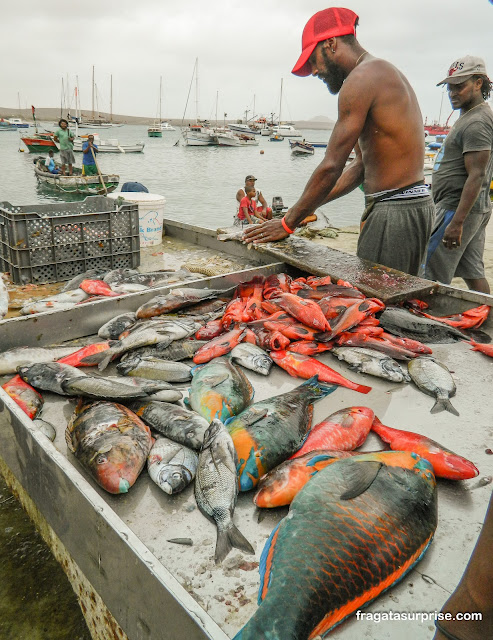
<box><xmin>0</xmin><ymin>123</ymin><xmax>363</xmax><ymax>639</ymax></box>
<box><xmin>0</xmin><ymin>123</ymin><xmax>364</xmax><ymax>228</ymax></box>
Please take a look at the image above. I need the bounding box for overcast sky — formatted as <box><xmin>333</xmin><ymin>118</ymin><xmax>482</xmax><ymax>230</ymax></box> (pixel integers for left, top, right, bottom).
<box><xmin>2</xmin><ymin>0</ymin><xmax>492</xmax><ymax>125</ymax></box>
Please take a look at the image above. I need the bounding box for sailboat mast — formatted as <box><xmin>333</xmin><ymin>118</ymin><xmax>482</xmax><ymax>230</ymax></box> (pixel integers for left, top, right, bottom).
<box><xmin>66</xmin><ymin>73</ymin><xmax>70</xmax><ymax>119</ymax></box>
<box><xmin>159</xmin><ymin>75</ymin><xmax>162</xmax><ymax>122</ymax></box>
<box><xmin>110</xmin><ymin>74</ymin><xmax>113</xmax><ymax>122</ymax></box>
<box><xmin>253</xmin><ymin>94</ymin><xmax>256</xmax><ymax>121</ymax></box>
<box><xmin>215</xmin><ymin>90</ymin><xmax>218</xmax><ymax>127</ymax></box>
<box><xmin>195</xmin><ymin>58</ymin><xmax>199</xmax><ymax>122</ymax></box>
<box><xmin>92</xmin><ymin>65</ymin><xmax>95</xmax><ymax>120</ymax></box>
<box><xmin>279</xmin><ymin>78</ymin><xmax>283</xmax><ymax>124</ymax></box>
<box><xmin>60</xmin><ymin>78</ymin><xmax>64</xmax><ymax>119</ymax></box>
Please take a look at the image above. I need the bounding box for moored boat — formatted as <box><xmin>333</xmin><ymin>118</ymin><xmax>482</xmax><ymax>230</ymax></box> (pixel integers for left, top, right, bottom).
<box><xmin>290</xmin><ymin>140</ymin><xmax>315</xmax><ymax>155</ymax></box>
<box><xmin>21</xmin><ymin>133</ymin><xmax>58</xmax><ymax>153</ymax></box>
<box><xmin>7</xmin><ymin>117</ymin><xmax>29</xmax><ymax>128</ymax></box>
<box><xmin>33</xmin><ymin>157</ymin><xmax>119</xmax><ymax>194</ymax></box>
<box><xmin>182</xmin><ymin>123</ymin><xmax>217</xmax><ymax>146</ymax></box>
<box><xmin>72</xmin><ymin>134</ymin><xmax>144</xmax><ymax>153</ymax></box>
<box><xmin>270</xmin><ymin>133</ymin><xmax>284</xmax><ymax>142</ymax></box>
<box><xmin>272</xmin><ymin>123</ymin><xmax>302</xmax><ymax>137</ymax></box>
<box><xmin>161</xmin><ymin>121</ymin><xmax>175</xmax><ymax>131</ymax></box>
<box><xmin>215</xmin><ymin>130</ymin><xmax>259</xmax><ymax>147</ymax></box>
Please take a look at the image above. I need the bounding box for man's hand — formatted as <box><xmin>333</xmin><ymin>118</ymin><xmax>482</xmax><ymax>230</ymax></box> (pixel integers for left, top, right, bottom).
<box><xmin>442</xmin><ymin>221</ymin><xmax>463</xmax><ymax>250</ymax></box>
<box><xmin>243</xmin><ymin>219</ymin><xmax>289</xmax><ymax>244</ymax></box>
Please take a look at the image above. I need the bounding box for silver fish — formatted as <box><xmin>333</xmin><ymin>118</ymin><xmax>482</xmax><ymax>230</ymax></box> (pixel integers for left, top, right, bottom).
<box><xmin>230</xmin><ymin>343</ymin><xmax>273</xmax><ymax>376</ymax></box>
<box><xmin>195</xmin><ymin>419</ymin><xmax>254</xmax><ymax>563</ymax></box>
<box><xmin>0</xmin><ymin>345</ymin><xmax>78</xmax><ymax>375</ymax></box>
<box><xmin>97</xmin><ymin>376</ymin><xmax>182</xmax><ymax>402</ymax></box>
<box><xmin>21</xmin><ymin>289</ymin><xmax>89</xmax><ymax>315</ymax></box>
<box><xmin>0</xmin><ymin>277</ymin><xmax>9</xmax><ymax>319</ymax></box>
<box><xmin>331</xmin><ymin>346</ymin><xmax>411</xmax><ymax>383</ymax></box>
<box><xmin>217</xmin><ymin>230</ymin><xmax>246</xmax><ymax>242</ymax></box>
<box><xmin>408</xmin><ymin>356</ymin><xmax>459</xmax><ymax>416</ymax></box>
<box><xmin>127</xmin><ymin>400</ymin><xmax>209</xmax><ymax>449</ymax></box>
<box><xmin>119</xmin><ymin>338</ymin><xmax>208</xmax><ymax>363</ymax></box>
<box><xmin>103</xmin><ymin>268</ymin><xmax>140</xmax><ymax>285</ymax></box>
<box><xmin>98</xmin><ymin>312</ymin><xmax>137</xmax><ymax>340</ymax></box>
<box><xmin>147</xmin><ymin>436</ymin><xmax>198</xmax><ymax>494</ymax></box>
<box><xmin>32</xmin><ymin>418</ymin><xmax>56</xmax><ymax>442</ymax></box>
<box><xmin>117</xmin><ymin>356</ymin><xmax>192</xmax><ymax>382</ymax></box>
<box><xmin>379</xmin><ymin>307</ymin><xmax>466</xmax><ymax>343</ymax></box>
<box><xmin>136</xmin><ymin>286</ymin><xmax>234</xmax><ymax>319</ymax></box>
<box><xmin>110</xmin><ymin>268</ymin><xmax>195</xmax><ymax>294</ymax></box>
<box><xmin>18</xmin><ymin>362</ymin><xmax>84</xmax><ymax>395</ymax></box>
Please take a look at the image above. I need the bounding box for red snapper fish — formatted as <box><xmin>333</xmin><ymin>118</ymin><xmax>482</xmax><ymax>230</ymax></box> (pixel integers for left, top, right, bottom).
<box><xmin>468</xmin><ymin>340</ymin><xmax>493</xmax><ymax>357</ymax></box>
<box><xmin>271</xmin><ymin>293</ymin><xmax>330</xmax><ymax>331</ymax></box>
<box><xmin>195</xmin><ymin>318</ymin><xmax>224</xmax><ymax>340</ymax></box>
<box><xmin>270</xmin><ymin>350</ymin><xmax>371</xmax><ymax>394</ymax></box>
<box><xmin>58</xmin><ymin>342</ymin><xmax>113</xmax><ymax>367</ymax></box>
<box><xmin>235</xmin><ymin>275</ymin><xmax>265</xmax><ymax>322</ymax></box>
<box><xmin>335</xmin><ymin>332</ymin><xmax>418</xmax><ymax>360</ymax></box>
<box><xmin>249</xmin><ymin>326</ymin><xmax>290</xmax><ymax>351</ymax></box>
<box><xmin>287</xmin><ymin>341</ymin><xmax>334</xmax><ymax>356</ymax></box>
<box><xmin>254</xmin><ymin>449</ymin><xmax>357</xmax><ymax>508</ymax></box>
<box><xmin>327</xmin><ymin>298</ymin><xmax>385</xmax><ymax>339</ymax></box>
<box><xmin>291</xmin><ymin>406</ymin><xmax>375</xmax><ymax>458</ymax></box>
<box><xmin>79</xmin><ymin>279</ymin><xmax>120</xmax><ymax>297</ymax></box>
<box><xmin>221</xmin><ymin>298</ymin><xmax>247</xmax><ymax>329</ymax></box>
<box><xmin>318</xmin><ymin>296</ymin><xmax>364</xmax><ymax>318</ymax></box>
<box><xmin>193</xmin><ymin>327</ymin><xmax>247</xmax><ymax>364</ymax></box>
<box><xmin>378</xmin><ymin>331</ymin><xmax>432</xmax><ymax>355</ymax></box>
<box><xmin>371</xmin><ymin>417</ymin><xmax>479</xmax><ymax>480</ymax></box>
<box><xmin>263</xmin><ymin>273</ymin><xmax>292</xmax><ymax>300</ymax></box>
<box><xmin>2</xmin><ymin>375</ymin><xmax>44</xmax><ymax>420</ymax></box>
<box><xmin>417</xmin><ymin>304</ymin><xmax>490</xmax><ymax>330</ymax></box>
<box><xmin>264</xmin><ymin>319</ymin><xmax>330</xmax><ymax>343</ymax></box>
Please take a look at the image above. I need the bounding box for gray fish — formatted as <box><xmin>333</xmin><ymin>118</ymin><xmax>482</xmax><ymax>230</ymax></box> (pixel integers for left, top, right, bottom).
<box><xmin>147</xmin><ymin>436</ymin><xmax>198</xmax><ymax>494</ymax></box>
<box><xmin>379</xmin><ymin>307</ymin><xmax>466</xmax><ymax>343</ymax></box>
<box><xmin>136</xmin><ymin>286</ymin><xmax>234</xmax><ymax>319</ymax></box>
<box><xmin>117</xmin><ymin>356</ymin><xmax>192</xmax><ymax>382</ymax></box>
<box><xmin>32</xmin><ymin>418</ymin><xmax>56</xmax><ymax>442</ymax></box>
<box><xmin>0</xmin><ymin>345</ymin><xmax>79</xmax><ymax>375</ymax></box>
<box><xmin>97</xmin><ymin>376</ymin><xmax>182</xmax><ymax>402</ymax></box>
<box><xmin>217</xmin><ymin>230</ymin><xmax>246</xmax><ymax>242</ymax></box>
<box><xmin>127</xmin><ymin>400</ymin><xmax>209</xmax><ymax>449</ymax></box>
<box><xmin>20</xmin><ymin>289</ymin><xmax>89</xmax><ymax>315</ymax></box>
<box><xmin>331</xmin><ymin>346</ymin><xmax>411</xmax><ymax>383</ymax></box>
<box><xmin>408</xmin><ymin>356</ymin><xmax>459</xmax><ymax>416</ymax></box>
<box><xmin>103</xmin><ymin>268</ymin><xmax>140</xmax><ymax>285</ymax></box>
<box><xmin>230</xmin><ymin>343</ymin><xmax>273</xmax><ymax>376</ymax></box>
<box><xmin>61</xmin><ymin>269</ymin><xmax>107</xmax><ymax>292</ymax></box>
<box><xmin>0</xmin><ymin>277</ymin><xmax>8</xmax><ymax>319</ymax></box>
<box><xmin>120</xmin><ymin>338</ymin><xmax>208</xmax><ymax>363</ymax></box>
<box><xmin>195</xmin><ymin>419</ymin><xmax>254</xmax><ymax>563</ymax></box>
<box><xmin>110</xmin><ymin>268</ymin><xmax>195</xmax><ymax>293</ymax></box>
<box><xmin>98</xmin><ymin>312</ymin><xmax>137</xmax><ymax>340</ymax></box>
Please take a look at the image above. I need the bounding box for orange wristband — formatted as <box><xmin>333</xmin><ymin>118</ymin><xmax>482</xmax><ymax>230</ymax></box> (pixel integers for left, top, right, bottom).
<box><xmin>281</xmin><ymin>216</ymin><xmax>294</xmax><ymax>234</ymax></box>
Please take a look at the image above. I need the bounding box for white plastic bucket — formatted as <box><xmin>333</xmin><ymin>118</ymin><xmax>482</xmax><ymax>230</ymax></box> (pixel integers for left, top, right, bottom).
<box><xmin>108</xmin><ymin>192</ymin><xmax>166</xmax><ymax>247</ymax></box>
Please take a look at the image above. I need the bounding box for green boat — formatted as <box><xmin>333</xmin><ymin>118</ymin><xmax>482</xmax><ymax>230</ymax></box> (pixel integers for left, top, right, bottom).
<box><xmin>148</xmin><ymin>125</ymin><xmax>163</xmax><ymax>138</ymax></box>
<box><xmin>33</xmin><ymin>158</ymin><xmax>119</xmax><ymax>194</ymax></box>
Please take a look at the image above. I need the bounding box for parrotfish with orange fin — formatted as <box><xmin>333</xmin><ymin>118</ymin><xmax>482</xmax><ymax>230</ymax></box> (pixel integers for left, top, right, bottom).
<box><xmin>193</xmin><ymin>327</ymin><xmax>247</xmax><ymax>364</ymax></box>
<box><xmin>226</xmin><ymin>376</ymin><xmax>337</xmax><ymax>492</ymax></box>
<box><xmin>291</xmin><ymin>406</ymin><xmax>374</xmax><ymax>458</ymax></box>
<box><xmin>254</xmin><ymin>449</ymin><xmax>357</xmax><ymax>508</ymax></box>
<box><xmin>271</xmin><ymin>292</ymin><xmax>330</xmax><ymax>331</ymax></box>
<box><xmin>371</xmin><ymin>416</ymin><xmax>479</xmax><ymax>480</ymax></box>
<box><xmin>234</xmin><ymin>451</ymin><xmax>437</xmax><ymax>640</ymax></box>
<box><xmin>270</xmin><ymin>350</ymin><xmax>372</xmax><ymax>394</ymax></box>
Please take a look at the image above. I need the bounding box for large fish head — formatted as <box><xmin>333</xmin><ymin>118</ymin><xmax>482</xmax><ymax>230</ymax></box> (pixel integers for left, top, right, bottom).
<box><xmin>17</xmin><ymin>362</ymin><xmax>67</xmax><ymax>392</ymax></box>
<box><xmin>149</xmin><ymin>462</ymin><xmax>193</xmax><ymax>494</ymax></box>
<box><xmin>88</xmin><ymin>436</ymin><xmax>146</xmax><ymax>494</ymax></box>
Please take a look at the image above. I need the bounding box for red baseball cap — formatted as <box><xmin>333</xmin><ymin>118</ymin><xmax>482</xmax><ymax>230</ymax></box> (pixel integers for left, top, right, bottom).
<box><xmin>292</xmin><ymin>7</ymin><xmax>359</xmax><ymax>77</ymax></box>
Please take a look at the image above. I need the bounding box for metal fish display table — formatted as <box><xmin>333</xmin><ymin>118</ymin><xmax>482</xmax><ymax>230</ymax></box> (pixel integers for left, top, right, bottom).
<box><xmin>0</xmin><ymin>218</ymin><xmax>492</xmax><ymax>640</ymax></box>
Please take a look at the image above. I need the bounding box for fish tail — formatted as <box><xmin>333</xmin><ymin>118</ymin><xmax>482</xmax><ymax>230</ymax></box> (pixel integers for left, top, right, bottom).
<box><xmin>215</xmin><ymin>523</ymin><xmax>254</xmax><ymax>564</ymax></box>
<box><xmin>97</xmin><ymin>351</ymin><xmax>114</xmax><ymax>372</ymax></box>
<box><xmin>299</xmin><ymin>375</ymin><xmax>338</xmax><ymax>400</ymax></box>
<box><xmin>431</xmin><ymin>396</ymin><xmax>459</xmax><ymax>417</ymax></box>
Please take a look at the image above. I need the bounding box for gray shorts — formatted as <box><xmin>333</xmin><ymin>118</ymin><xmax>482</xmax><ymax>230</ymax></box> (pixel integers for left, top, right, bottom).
<box><xmin>357</xmin><ymin>195</ymin><xmax>435</xmax><ymax>276</ymax></box>
<box><xmin>423</xmin><ymin>204</ymin><xmax>491</xmax><ymax>283</ymax></box>
<box><xmin>60</xmin><ymin>149</ymin><xmax>75</xmax><ymax>165</ymax></box>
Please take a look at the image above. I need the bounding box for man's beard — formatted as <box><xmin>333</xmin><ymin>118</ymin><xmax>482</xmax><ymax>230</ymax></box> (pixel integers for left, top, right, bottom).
<box><xmin>318</xmin><ymin>49</ymin><xmax>346</xmax><ymax>94</ymax></box>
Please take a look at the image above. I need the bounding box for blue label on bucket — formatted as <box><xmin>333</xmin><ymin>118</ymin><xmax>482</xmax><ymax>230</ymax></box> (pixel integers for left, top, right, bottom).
<box><xmin>140</xmin><ymin>208</ymin><xmax>163</xmax><ymax>244</ymax></box>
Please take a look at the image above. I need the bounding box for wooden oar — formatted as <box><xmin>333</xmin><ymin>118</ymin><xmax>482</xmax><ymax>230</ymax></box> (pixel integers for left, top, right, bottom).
<box><xmin>90</xmin><ymin>146</ymin><xmax>107</xmax><ymax>195</ymax></box>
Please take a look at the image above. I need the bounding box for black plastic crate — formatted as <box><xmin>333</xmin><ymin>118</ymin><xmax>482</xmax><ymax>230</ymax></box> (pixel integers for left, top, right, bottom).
<box><xmin>0</xmin><ymin>196</ymin><xmax>140</xmax><ymax>284</ymax></box>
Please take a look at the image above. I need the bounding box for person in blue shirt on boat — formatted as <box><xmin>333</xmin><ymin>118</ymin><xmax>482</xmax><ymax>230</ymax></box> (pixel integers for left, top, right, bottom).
<box><xmin>44</xmin><ymin>151</ymin><xmax>60</xmax><ymax>174</ymax></box>
<box><xmin>53</xmin><ymin>119</ymin><xmax>75</xmax><ymax>176</ymax></box>
<box><xmin>82</xmin><ymin>135</ymin><xmax>99</xmax><ymax>176</ymax></box>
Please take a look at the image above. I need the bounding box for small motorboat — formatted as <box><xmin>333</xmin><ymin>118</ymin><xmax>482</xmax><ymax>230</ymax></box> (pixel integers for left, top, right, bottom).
<box><xmin>33</xmin><ymin>158</ymin><xmax>119</xmax><ymax>194</ymax></box>
<box><xmin>71</xmin><ymin>134</ymin><xmax>144</xmax><ymax>153</ymax></box>
<box><xmin>290</xmin><ymin>140</ymin><xmax>315</xmax><ymax>156</ymax></box>
<box><xmin>270</xmin><ymin>133</ymin><xmax>284</xmax><ymax>142</ymax></box>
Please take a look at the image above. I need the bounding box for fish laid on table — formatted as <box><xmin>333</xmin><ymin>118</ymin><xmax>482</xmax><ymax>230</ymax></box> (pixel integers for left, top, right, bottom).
<box><xmin>98</xmin><ymin>312</ymin><xmax>137</xmax><ymax>340</ymax></box>
<box><xmin>468</xmin><ymin>340</ymin><xmax>493</xmax><ymax>357</ymax></box>
<box><xmin>230</xmin><ymin>343</ymin><xmax>273</xmax><ymax>376</ymax></box>
<box><xmin>187</xmin><ymin>357</ymin><xmax>254</xmax><ymax>423</ymax></box>
<box><xmin>291</xmin><ymin>406</ymin><xmax>375</xmax><ymax>458</ymax></box>
<box><xmin>61</xmin><ymin>268</ymin><xmax>108</xmax><ymax>292</ymax></box>
<box><xmin>195</xmin><ymin>419</ymin><xmax>254</xmax><ymax>563</ymax></box>
<box><xmin>408</xmin><ymin>356</ymin><xmax>459</xmax><ymax>416</ymax></box>
<box><xmin>192</xmin><ymin>327</ymin><xmax>247</xmax><ymax>364</ymax></box>
<box><xmin>0</xmin><ymin>345</ymin><xmax>80</xmax><ymax>375</ymax></box>
<box><xmin>335</xmin><ymin>332</ymin><xmax>418</xmax><ymax>360</ymax></box>
<box><xmin>271</xmin><ymin>350</ymin><xmax>372</xmax><ymax>394</ymax></box>
<box><xmin>147</xmin><ymin>436</ymin><xmax>198</xmax><ymax>495</ymax></box>
<box><xmin>254</xmin><ymin>450</ymin><xmax>357</xmax><ymax>508</ymax></box>
<box><xmin>20</xmin><ymin>289</ymin><xmax>89</xmax><ymax>315</ymax></box>
<box><xmin>372</xmin><ymin>417</ymin><xmax>479</xmax><ymax>480</ymax></box>
<box><xmin>110</xmin><ymin>268</ymin><xmax>195</xmax><ymax>294</ymax></box>
<box><xmin>120</xmin><ymin>338</ymin><xmax>208</xmax><ymax>363</ymax></box>
<box><xmin>286</xmin><ymin>341</ymin><xmax>333</xmax><ymax>356</ymax></box>
<box><xmin>117</xmin><ymin>355</ymin><xmax>192</xmax><ymax>382</ymax></box>
<box><xmin>102</xmin><ymin>268</ymin><xmax>140</xmax><ymax>286</ymax></box>
<box><xmin>2</xmin><ymin>375</ymin><xmax>43</xmax><ymax>419</ymax></box>
<box><xmin>379</xmin><ymin>307</ymin><xmax>468</xmax><ymax>343</ymax></box>
<box><xmin>331</xmin><ymin>346</ymin><xmax>411</xmax><ymax>383</ymax></box>
<box><xmin>66</xmin><ymin>400</ymin><xmax>152</xmax><ymax>494</ymax></box>
<box><xmin>58</xmin><ymin>342</ymin><xmax>113</xmax><ymax>367</ymax></box>
<box><xmin>234</xmin><ymin>452</ymin><xmax>437</xmax><ymax>640</ymax></box>
<box><xmin>271</xmin><ymin>292</ymin><xmax>330</xmax><ymax>331</ymax></box>
<box><xmin>136</xmin><ymin>287</ymin><xmax>234</xmax><ymax>319</ymax></box>
<box><xmin>226</xmin><ymin>376</ymin><xmax>337</xmax><ymax>492</ymax></box>
<box><xmin>417</xmin><ymin>304</ymin><xmax>490</xmax><ymax>330</ymax></box>
<box><xmin>96</xmin><ymin>376</ymin><xmax>182</xmax><ymax>402</ymax></box>
<box><xmin>326</xmin><ymin>298</ymin><xmax>386</xmax><ymax>339</ymax></box>
<box><xmin>0</xmin><ymin>277</ymin><xmax>9</xmax><ymax>319</ymax></box>
<box><xmin>33</xmin><ymin>418</ymin><xmax>56</xmax><ymax>442</ymax></box>
<box><xmin>18</xmin><ymin>363</ymin><xmax>151</xmax><ymax>400</ymax></box>
<box><xmin>195</xmin><ymin>318</ymin><xmax>224</xmax><ymax>340</ymax></box>
<box><xmin>262</xmin><ymin>273</ymin><xmax>292</xmax><ymax>300</ymax></box>
<box><xmin>128</xmin><ymin>400</ymin><xmax>209</xmax><ymax>450</ymax></box>
<box><xmin>79</xmin><ymin>279</ymin><xmax>120</xmax><ymax>297</ymax></box>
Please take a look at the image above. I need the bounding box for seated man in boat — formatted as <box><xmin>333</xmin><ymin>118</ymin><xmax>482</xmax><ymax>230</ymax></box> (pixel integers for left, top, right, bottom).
<box><xmin>244</xmin><ymin>7</ymin><xmax>434</xmax><ymax>277</ymax></box>
<box><xmin>235</xmin><ymin>185</ymin><xmax>267</xmax><ymax>226</ymax></box>
<box><xmin>44</xmin><ymin>151</ymin><xmax>60</xmax><ymax>175</ymax></box>
<box><xmin>236</xmin><ymin>175</ymin><xmax>272</xmax><ymax>220</ymax></box>
<box><xmin>82</xmin><ymin>135</ymin><xmax>99</xmax><ymax>176</ymax></box>
<box><xmin>53</xmin><ymin>119</ymin><xmax>75</xmax><ymax>176</ymax></box>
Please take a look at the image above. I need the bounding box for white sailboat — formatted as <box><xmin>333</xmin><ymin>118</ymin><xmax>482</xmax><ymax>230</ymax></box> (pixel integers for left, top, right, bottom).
<box><xmin>181</xmin><ymin>59</ymin><xmax>217</xmax><ymax>146</ymax></box>
<box><xmin>271</xmin><ymin>79</ymin><xmax>302</xmax><ymax>137</ymax></box>
<box><xmin>148</xmin><ymin>77</ymin><xmax>163</xmax><ymax>138</ymax></box>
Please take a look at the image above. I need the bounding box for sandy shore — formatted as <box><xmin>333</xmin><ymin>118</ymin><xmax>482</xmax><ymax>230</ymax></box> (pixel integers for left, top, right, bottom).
<box><xmin>310</xmin><ymin>221</ymin><xmax>493</xmax><ymax>293</ymax></box>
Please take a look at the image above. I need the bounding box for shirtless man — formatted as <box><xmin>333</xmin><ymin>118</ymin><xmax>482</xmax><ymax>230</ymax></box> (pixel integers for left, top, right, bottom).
<box><xmin>244</xmin><ymin>7</ymin><xmax>435</xmax><ymax>276</ymax></box>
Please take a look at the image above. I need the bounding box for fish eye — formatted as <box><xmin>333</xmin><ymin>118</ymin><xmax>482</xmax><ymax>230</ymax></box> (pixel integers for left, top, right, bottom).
<box><xmin>96</xmin><ymin>455</ymin><xmax>107</xmax><ymax>465</ymax></box>
<box><xmin>172</xmin><ymin>472</ymin><xmax>182</xmax><ymax>480</ymax></box>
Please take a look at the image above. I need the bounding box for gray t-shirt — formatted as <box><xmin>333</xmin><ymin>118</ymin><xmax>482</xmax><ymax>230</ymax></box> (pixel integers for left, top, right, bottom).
<box><xmin>432</xmin><ymin>104</ymin><xmax>493</xmax><ymax>214</ymax></box>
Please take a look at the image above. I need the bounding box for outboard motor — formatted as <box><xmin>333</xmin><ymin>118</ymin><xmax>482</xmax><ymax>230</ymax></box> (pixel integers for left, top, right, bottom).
<box><xmin>271</xmin><ymin>196</ymin><xmax>288</xmax><ymax>216</ymax></box>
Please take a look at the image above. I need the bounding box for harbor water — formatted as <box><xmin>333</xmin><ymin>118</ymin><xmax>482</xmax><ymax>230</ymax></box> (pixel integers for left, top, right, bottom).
<box><xmin>0</xmin><ymin>123</ymin><xmax>363</xmax><ymax>640</ymax></box>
